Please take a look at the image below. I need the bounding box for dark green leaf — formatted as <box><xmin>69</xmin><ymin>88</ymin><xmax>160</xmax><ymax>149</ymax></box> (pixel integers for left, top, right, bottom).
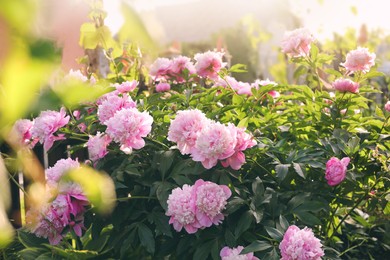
<box><xmin>137</xmin><ymin>223</ymin><xmax>155</xmax><ymax>255</ymax></box>
<box><xmin>241</xmin><ymin>240</ymin><xmax>273</xmax><ymax>254</ymax></box>
<box><xmin>264</xmin><ymin>226</ymin><xmax>283</xmax><ymax>241</ymax></box>
<box><xmin>235</xmin><ymin>211</ymin><xmax>253</xmax><ymax>238</ymax></box>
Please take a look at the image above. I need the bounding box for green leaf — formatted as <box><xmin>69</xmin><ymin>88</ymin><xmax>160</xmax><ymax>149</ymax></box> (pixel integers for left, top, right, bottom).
<box><xmin>241</xmin><ymin>240</ymin><xmax>273</xmax><ymax>254</ymax></box>
<box><xmin>279</xmin><ymin>215</ymin><xmax>289</xmax><ymax>232</ymax></box>
<box><xmin>375</xmin><ymin>106</ymin><xmax>385</xmax><ymax>119</ymax></box>
<box><xmin>138</xmin><ymin>223</ymin><xmax>155</xmax><ymax>255</ymax></box>
<box><xmin>150</xmin><ymin>211</ymin><xmax>172</xmax><ymax>237</ymax></box>
<box><xmin>310</xmin><ymin>44</ymin><xmax>319</xmax><ymax>61</ymax></box>
<box><xmin>275</xmin><ymin>164</ymin><xmax>290</xmax><ymax>181</ymax></box>
<box><xmin>295</xmin><ymin>211</ymin><xmax>322</xmax><ymax>225</ymax></box>
<box><xmin>229</xmin><ymin>63</ymin><xmax>247</xmax><ymax>73</ymax></box>
<box><xmin>18</xmin><ymin>229</ymin><xmax>47</xmax><ymax>248</ymax></box>
<box><xmin>293</xmin><ymin>162</ymin><xmax>306</xmax><ymax>179</ymax></box>
<box><xmin>235</xmin><ymin>211</ymin><xmax>253</xmax><ymax>238</ymax></box>
<box><xmin>18</xmin><ymin>248</ymin><xmax>49</xmax><ymax>260</ymax></box>
<box><xmin>193</xmin><ymin>240</ymin><xmax>213</xmax><ymax>260</ymax></box>
<box><xmin>238</xmin><ymin>117</ymin><xmax>249</xmax><ymax>128</ymax></box>
<box><xmin>156</xmin><ymin>150</ymin><xmax>175</xmax><ymax>178</ymax></box>
<box><xmin>252</xmin><ymin>177</ymin><xmax>265</xmax><ymax>195</ymax></box>
<box><xmin>156</xmin><ymin>181</ymin><xmax>175</xmax><ymax>211</ymax></box>
<box><xmin>264</xmin><ymin>226</ymin><xmax>283</xmax><ymax>241</ymax></box>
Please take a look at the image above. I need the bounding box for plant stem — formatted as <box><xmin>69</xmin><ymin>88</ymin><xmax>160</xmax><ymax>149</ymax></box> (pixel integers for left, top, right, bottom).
<box><xmin>116</xmin><ymin>196</ymin><xmax>158</xmax><ymax>202</ymax></box>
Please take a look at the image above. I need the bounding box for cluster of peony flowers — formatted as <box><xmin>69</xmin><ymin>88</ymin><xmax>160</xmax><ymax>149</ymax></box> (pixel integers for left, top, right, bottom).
<box><xmin>279</xmin><ymin>225</ymin><xmax>324</xmax><ymax>260</ymax></box>
<box><xmin>26</xmin><ymin>158</ymin><xmax>89</xmax><ymax>245</ymax></box>
<box><xmin>220</xmin><ymin>246</ymin><xmax>259</xmax><ymax>260</ymax></box>
<box><xmin>168</xmin><ymin>109</ymin><xmax>257</xmax><ymax>169</ymax></box>
<box><xmin>325</xmin><ymin>157</ymin><xmax>350</xmax><ymax>186</ymax></box>
<box><xmin>213</xmin><ymin>76</ymin><xmax>280</xmax><ymax>98</ymax></box>
<box><xmin>166</xmin><ymin>179</ymin><xmax>231</xmax><ymax>234</ymax></box>
<box><xmin>90</xmin><ymin>82</ymin><xmax>153</xmax><ymax>157</ymax></box>
<box><xmin>281</xmin><ymin>27</ymin><xmax>315</xmax><ymax>57</ymax></box>
<box><xmin>12</xmin><ymin>107</ymin><xmax>69</xmax><ymax>151</ymax></box>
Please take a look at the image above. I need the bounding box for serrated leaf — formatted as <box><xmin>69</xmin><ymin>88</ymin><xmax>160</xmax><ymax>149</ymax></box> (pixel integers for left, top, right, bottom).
<box><xmin>241</xmin><ymin>240</ymin><xmax>273</xmax><ymax>254</ymax></box>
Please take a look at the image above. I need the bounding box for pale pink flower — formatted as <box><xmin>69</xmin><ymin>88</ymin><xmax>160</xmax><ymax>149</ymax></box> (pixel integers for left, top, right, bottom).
<box><xmin>11</xmin><ymin>119</ymin><xmax>37</xmax><ymax>147</ymax></box>
<box><xmin>192</xmin><ymin>179</ymin><xmax>231</xmax><ymax>227</ymax></box>
<box><xmin>191</xmin><ymin>122</ymin><xmax>237</xmax><ymax>169</ymax></box>
<box><xmin>332</xmin><ymin>78</ymin><xmax>359</xmax><ymax>93</ymax></box>
<box><xmin>281</xmin><ymin>28</ymin><xmax>314</xmax><ymax>57</ymax></box>
<box><xmin>105</xmin><ymin>108</ymin><xmax>153</xmax><ymax>154</ymax></box>
<box><xmin>46</xmin><ymin>158</ymin><xmax>80</xmax><ymax>186</ymax></box>
<box><xmin>279</xmin><ymin>225</ymin><xmax>324</xmax><ymax>260</ymax></box>
<box><xmin>235</xmin><ymin>81</ymin><xmax>253</xmax><ymax>96</ymax></box>
<box><xmin>220</xmin><ymin>246</ymin><xmax>259</xmax><ymax>260</ymax></box>
<box><xmin>155</xmin><ymin>82</ymin><xmax>171</xmax><ymax>92</ymax></box>
<box><xmin>341</xmin><ymin>47</ymin><xmax>376</xmax><ymax>73</ymax></box>
<box><xmin>87</xmin><ymin>132</ymin><xmax>112</xmax><ymax>162</ymax></box>
<box><xmin>64</xmin><ymin>69</ymin><xmax>88</xmax><ymax>82</ymax></box>
<box><xmin>166</xmin><ymin>184</ymin><xmax>201</xmax><ymax>234</ymax></box>
<box><xmin>385</xmin><ymin>101</ymin><xmax>390</xmax><ymax>112</ymax></box>
<box><xmin>113</xmin><ymin>80</ymin><xmax>138</xmax><ymax>93</ymax></box>
<box><xmin>170</xmin><ymin>55</ymin><xmax>196</xmax><ymax>82</ymax></box>
<box><xmin>221</xmin><ymin>127</ymin><xmax>257</xmax><ymax>170</ymax></box>
<box><xmin>194</xmin><ymin>51</ymin><xmax>226</xmax><ymax>80</ymax></box>
<box><xmin>325</xmin><ymin>157</ymin><xmax>350</xmax><ymax>186</ymax></box>
<box><xmin>168</xmin><ymin>109</ymin><xmax>210</xmax><ymax>155</ymax></box>
<box><xmin>253</xmin><ymin>79</ymin><xmax>280</xmax><ymax>98</ymax></box>
<box><xmin>150</xmin><ymin>57</ymin><xmax>172</xmax><ymax>81</ymax></box>
<box><xmin>31</xmin><ymin>107</ymin><xmax>70</xmax><ymax>150</ymax></box>
<box><xmin>97</xmin><ymin>94</ymin><xmax>137</xmax><ymax>124</ymax></box>
<box><xmin>73</xmin><ymin>110</ymin><xmax>81</xmax><ymax>120</ymax></box>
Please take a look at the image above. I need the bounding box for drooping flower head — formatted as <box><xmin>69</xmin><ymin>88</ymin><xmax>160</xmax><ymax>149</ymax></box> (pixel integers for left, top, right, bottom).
<box><xmin>113</xmin><ymin>80</ymin><xmax>138</xmax><ymax>93</ymax></box>
<box><xmin>192</xmin><ymin>179</ymin><xmax>231</xmax><ymax>227</ymax></box>
<box><xmin>220</xmin><ymin>246</ymin><xmax>259</xmax><ymax>260</ymax></box>
<box><xmin>105</xmin><ymin>108</ymin><xmax>153</xmax><ymax>154</ymax></box>
<box><xmin>150</xmin><ymin>57</ymin><xmax>172</xmax><ymax>81</ymax></box>
<box><xmin>168</xmin><ymin>109</ymin><xmax>210</xmax><ymax>155</ymax></box>
<box><xmin>332</xmin><ymin>78</ymin><xmax>359</xmax><ymax>93</ymax></box>
<box><xmin>11</xmin><ymin>119</ymin><xmax>37</xmax><ymax>148</ymax></box>
<box><xmin>31</xmin><ymin>107</ymin><xmax>70</xmax><ymax>151</ymax></box>
<box><xmin>191</xmin><ymin>122</ymin><xmax>237</xmax><ymax>169</ymax></box>
<box><xmin>325</xmin><ymin>157</ymin><xmax>350</xmax><ymax>186</ymax></box>
<box><xmin>279</xmin><ymin>225</ymin><xmax>324</xmax><ymax>260</ymax></box>
<box><xmin>341</xmin><ymin>47</ymin><xmax>376</xmax><ymax>73</ymax></box>
<box><xmin>155</xmin><ymin>82</ymin><xmax>171</xmax><ymax>92</ymax></box>
<box><xmin>281</xmin><ymin>28</ymin><xmax>314</xmax><ymax>57</ymax></box>
<box><xmin>166</xmin><ymin>184</ymin><xmax>200</xmax><ymax>234</ymax></box>
<box><xmin>194</xmin><ymin>51</ymin><xmax>226</xmax><ymax>80</ymax></box>
<box><xmin>87</xmin><ymin>132</ymin><xmax>112</xmax><ymax>162</ymax></box>
<box><xmin>97</xmin><ymin>93</ymin><xmax>137</xmax><ymax>124</ymax></box>
<box><xmin>45</xmin><ymin>158</ymin><xmax>80</xmax><ymax>186</ymax></box>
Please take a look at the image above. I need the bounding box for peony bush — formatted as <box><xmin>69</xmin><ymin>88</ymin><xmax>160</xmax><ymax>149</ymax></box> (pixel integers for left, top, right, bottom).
<box><xmin>2</xmin><ymin>5</ymin><xmax>390</xmax><ymax>260</ymax></box>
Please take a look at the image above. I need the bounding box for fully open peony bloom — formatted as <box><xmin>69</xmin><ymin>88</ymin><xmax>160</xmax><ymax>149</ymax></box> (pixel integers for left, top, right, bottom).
<box><xmin>279</xmin><ymin>225</ymin><xmax>324</xmax><ymax>260</ymax></box>
<box><xmin>105</xmin><ymin>108</ymin><xmax>153</xmax><ymax>154</ymax></box>
<box><xmin>385</xmin><ymin>101</ymin><xmax>390</xmax><ymax>112</ymax></box>
<box><xmin>168</xmin><ymin>109</ymin><xmax>210</xmax><ymax>155</ymax></box>
<box><xmin>46</xmin><ymin>158</ymin><xmax>80</xmax><ymax>186</ymax></box>
<box><xmin>31</xmin><ymin>107</ymin><xmax>70</xmax><ymax>151</ymax></box>
<box><xmin>113</xmin><ymin>80</ymin><xmax>138</xmax><ymax>93</ymax></box>
<box><xmin>281</xmin><ymin>28</ymin><xmax>314</xmax><ymax>57</ymax></box>
<box><xmin>220</xmin><ymin>246</ymin><xmax>259</xmax><ymax>260</ymax></box>
<box><xmin>192</xmin><ymin>179</ymin><xmax>231</xmax><ymax>227</ymax></box>
<box><xmin>150</xmin><ymin>57</ymin><xmax>172</xmax><ymax>81</ymax></box>
<box><xmin>341</xmin><ymin>47</ymin><xmax>376</xmax><ymax>73</ymax></box>
<box><xmin>87</xmin><ymin>132</ymin><xmax>112</xmax><ymax>162</ymax></box>
<box><xmin>166</xmin><ymin>184</ymin><xmax>200</xmax><ymax>234</ymax></box>
<box><xmin>194</xmin><ymin>51</ymin><xmax>226</xmax><ymax>80</ymax></box>
<box><xmin>325</xmin><ymin>157</ymin><xmax>350</xmax><ymax>186</ymax></box>
<box><xmin>170</xmin><ymin>55</ymin><xmax>196</xmax><ymax>82</ymax></box>
<box><xmin>97</xmin><ymin>94</ymin><xmax>137</xmax><ymax>124</ymax></box>
<box><xmin>155</xmin><ymin>82</ymin><xmax>171</xmax><ymax>92</ymax></box>
<box><xmin>332</xmin><ymin>78</ymin><xmax>359</xmax><ymax>93</ymax></box>
<box><xmin>221</xmin><ymin>127</ymin><xmax>257</xmax><ymax>170</ymax></box>
<box><xmin>11</xmin><ymin>119</ymin><xmax>37</xmax><ymax>147</ymax></box>
<box><xmin>191</xmin><ymin>122</ymin><xmax>237</xmax><ymax>169</ymax></box>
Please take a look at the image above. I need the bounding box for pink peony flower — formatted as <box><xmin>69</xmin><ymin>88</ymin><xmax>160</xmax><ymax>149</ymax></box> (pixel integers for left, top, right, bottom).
<box><xmin>332</xmin><ymin>78</ymin><xmax>359</xmax><ymax>93</ymax></box>
<box><xmin>253</xmin><ymin>79</ymin><xmax>280</xmax><ymax>98</ymax></box>
<box><xmin>192</xmin><ymin>179</ymin><xmax>231</xmax><ymax>227</ymax></box>
<box><xmin>168</xmin><ymin>109</ymin><xmax>210</xmax><ymax>155</ymax></box>
<box><xmin>166</xmin><ymin>184</ymin><xmax>201</xmax><ymax>234</ymax></box>
<box><xmin>281</xmin><ymin>28</ymin><xmax>314</xmax><ymax>57</ymax></box>
<box><xmin>341</xmin><ymin>47</ymin><xmax>376</xmax><ymax>73</ymax></box>
<box><xmin>97</xmin><ymin>93</ymin><xmax>137</xmax><ymax>124</ymax></box>
<box><xmin>150</xmin><ymin>57</ymin><xmax>172</xmax><ymax>81</ymax></box>
<box><xmin>155</xmin><ymin>82</ymin><xmax>171</xmax><ymax>92</ymax></box>
<box><xmin>11</xmin><ymin>119</ymin><xmax>37</xmax><ymax>147</ymax></box>
<box><xmin>31</xmin><ymin>107</ymin><xmax>70</xmax><ymax>151</ymax></box>
<box><xmin>279</xmin><ymin>225</ymin><xmax>324</xmax><ymax>260</ymax></box>
<box><xmin>45</xmin><ymin>158</ymin><xmax>80</xmax><ymax>186</ymax></box>
<box><xmin>170</xmin><ymin>55</ymin><xmax>196</xmax><ymax>82</ymax></box>
<box><xmin>220</xmin><ymin>246</ymin><xmax>259</xmax><ymax>260</ymax></box>
<box><xmin>385</xmin><ymin>101</ymin><xmax>390</xmax><ymax>112</ymax></box>
<box><xmin>191</xmin><ymin>122</ymin><xmax>237</xmax><ymax>169</ymax></box>
<box><xmin>105</xmin><ymin>108</ymin><xmax>153</xmax><ymax>154</ymax></box>
<box><xmin>235</xmin><ymin>81</ymin><xmax>253</xmax><ymax>96</ymax></box>
<box><xmin>325</xmin><ymin>157</ymin><xmax>350</xmax><ymax>186</ymax></box>
<box><xmin>87</xmin><ymin>132</ymin><xmax>112</xmax><ymax>162</ymax></box>
<box><xmin>73</xmin><ymin>110</ymin><xmax>81</xmax><ymax>120</ymax></box>
<box><xmin>113</xmin><ymin>80</ymin><xmax>138</xmax><ymax>93</ymax></box>
<box><xmin>194</xmin><ymin>51</ymin><xmax>226</xmax><ymax>80</ymax></box>
<box><xmin>221</xmin><ymin>127</ymin><xmax>257</xmax><ymax>170</ymax></box>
